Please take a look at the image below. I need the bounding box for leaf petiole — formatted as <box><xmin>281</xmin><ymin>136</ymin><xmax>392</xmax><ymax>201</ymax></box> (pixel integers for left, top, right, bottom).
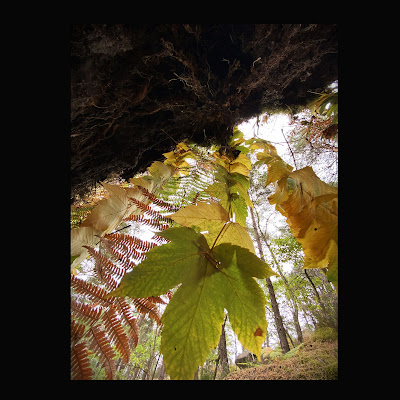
<box><xmin>210</xmin><ymin>222</ymin><xmax>229</xmax><ymax>251</ymax></box>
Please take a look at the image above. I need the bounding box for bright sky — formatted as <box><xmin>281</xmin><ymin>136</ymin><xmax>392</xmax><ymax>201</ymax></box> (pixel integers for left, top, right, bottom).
<box><xmin>239</xmin><ymin>114</ymin><xmax>292</xmax><ymax>234</ymax></box>
<box><xmin>239</xmin><ymin>114</ymin><xmax>293</xmax><ymax>161</ymax></box>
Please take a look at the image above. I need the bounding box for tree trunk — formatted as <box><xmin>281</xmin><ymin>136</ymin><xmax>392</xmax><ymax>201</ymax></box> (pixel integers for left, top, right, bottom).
<box><xmin>253</xmin><ymin>208</ymin><xmax>304</xmax><ymax>344</ymax></box>
<box><xmin>249</xmin><ymin>207</ymin><xmax>290</xmax><ymax>354</ymax></box>
<box><xmin>158</xmin><ymin>360</ymin><xmax>165</xmax><ymax>380</ymax></box>
<box><xmin>304</xmin><ymin>269</ymin><xmax>336</xmax><ymax>327</ymax></box>
<box><xmin>292</xmin><ymin>307</ymin><xmax>303</xmax><ymax>345</ymax></box>
<box><xmin>217</xmin><ymin>317</ymin><xmax>229</xmax><ymax>379</ymax></box>
<box><xmin>264</xmin><ymin>277</ymin><xmax>290</xmax><ymax>353</ymax></box>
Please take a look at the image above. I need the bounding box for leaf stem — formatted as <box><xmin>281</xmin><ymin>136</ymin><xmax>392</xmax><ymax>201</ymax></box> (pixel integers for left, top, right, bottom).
<box><xmin>210</xmin><ymin>223</ymin><xmax>229</xmax><ymax>251</ymax></box>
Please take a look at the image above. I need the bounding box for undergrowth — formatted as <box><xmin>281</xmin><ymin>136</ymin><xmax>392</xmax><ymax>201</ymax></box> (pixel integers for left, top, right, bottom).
<box><xmin>225</xmin><ymin>334</ymin><xmax>338</xmax><ymax>380</ymax></box>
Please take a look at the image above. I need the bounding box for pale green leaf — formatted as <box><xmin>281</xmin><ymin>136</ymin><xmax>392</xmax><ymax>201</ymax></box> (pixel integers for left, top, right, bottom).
<box><xmin>108</xmin><ymin>227</ymin><xmax>209</xmax><ymax>299</ymax></box>
<box><xmin>160</xmin><ymin>261</ymin><xmax>225</xmax><ymax>380</ymax></box>
<box><xmin>109</xmin><ymin>225</ymin><xmax>274</xmax><ymax>380</ymax></box>
<box><xmin>212</xmin><ymin>246</ymin><xmax>268</xmax><ymax>358</ymax></box>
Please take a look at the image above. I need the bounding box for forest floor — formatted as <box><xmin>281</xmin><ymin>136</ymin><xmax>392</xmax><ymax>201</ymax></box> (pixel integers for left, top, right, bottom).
<box><xmin>224</xmin><ymin>336</ymin><xmax>338</xmax><ymax>380</ymax></box>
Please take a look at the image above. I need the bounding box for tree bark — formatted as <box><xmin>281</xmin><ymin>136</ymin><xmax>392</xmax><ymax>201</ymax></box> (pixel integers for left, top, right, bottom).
<box><xmin>249</xmin><ymin>207</ymin><xmax>290</xmax><ymax>354</ymax></box>
<box><xmin>252</xmin><ymin>207</ymin><xmax>304</xmax><ymax>344</ymax></box>
<box><xmin>217</xmin><ymin>316</ymin><xmax>229</xmax><ymax>379</ymax></box>
<box><xmin>158</xmin><ymin>360</ymin><xmax>165</xmax><ymax>380</ymax></box>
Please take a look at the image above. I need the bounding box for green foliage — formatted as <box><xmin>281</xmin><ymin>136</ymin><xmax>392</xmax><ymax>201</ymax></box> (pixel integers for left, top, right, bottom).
<box><xmin>312</xmin><ymin>327</ymin><xmax>338</xmax><ymax>341</ymax></box>
<box><xmin>110</xmin><ymin>227</ymin><xmax>275</xmax><ymax>380</ymax></box>
<box><xmin>71</xmin><ymin>128</ymin><xmax>339</xmax><ymax>380</ymax></box>
<box><xmin>310</xmin><ymin>92</ymin><xmax>338</xmax><ymax>124</ymax></box>
<box><xmin>270</xmin><ymin>233</ymin><xmax>304</xmax><ymax>268</ymax></box>
<box><xmin>71</xmin><ymin>206</ymin><xmax>95</xmax><ymax>228</ymax></box>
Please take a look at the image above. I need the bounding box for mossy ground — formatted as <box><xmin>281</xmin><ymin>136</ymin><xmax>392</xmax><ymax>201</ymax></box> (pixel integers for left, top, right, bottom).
<box><xmin>225</xmin><ymin>329</ymin><xmax>338</xmax><ymax>380</ymax></box>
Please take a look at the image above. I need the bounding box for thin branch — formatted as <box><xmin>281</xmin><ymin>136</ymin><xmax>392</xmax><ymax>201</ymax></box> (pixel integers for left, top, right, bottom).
<box><xmin>281</xmin><ymin>128</ymin><xmax>298</xmax><ymax>170</ymax></box>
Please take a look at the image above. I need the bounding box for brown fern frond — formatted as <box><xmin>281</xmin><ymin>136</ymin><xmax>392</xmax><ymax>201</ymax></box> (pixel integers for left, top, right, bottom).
<box><xmin>100</xmin><ymin>237</ymin><xmax>136</xmax><ymax>271</ymax></box>
<box><xmin>88</xmin><ymin>325</ymin><xmax>117</xmax><ymax>380</ymax></box>
<box><xmin>103</xmin><ymin>232</ymin><xmax>153</xmax><ymax>265</ymax></box>
<box><xmin>133</xmin><ymin>298</ymin><xmax>162</xmax><ymax>326</ymax></box>
<box><xmin>191</xmin><ymin>192</ymin><xmax>200</xmax><ymax>205</ymax></box>
<box><xmin>71</xmin><ymin>298</ymin><xmax>103</xmax><ymax>325</ymax></box>
<box><xmin>117</xmin><ymin>299</ymin><xmax>139</xmax><ymax>348</ymax></box>
<box><xmin>136</xmin><ymin>185</ymin><xmax>180</xmax><ymax>212</ymax></box>
<box><xmin>100</xmin><ymin>270</ymin><xmax>120</xmax><ymax>290</ymax></box>
<box><xmin>83</xmin><ymin>245</ymin><xmax>125</xmax><ymax>283</ymax></box>
<box><xmin>129</xmin><ymin>197</ymin><xmax>162</xmax><ymax>218</ymax></box>
<box><xmin>102</xmin><ymin>307</ymin><xmax>131</xmax><ymax>364</ymax></box>
<box><xmin>147</xmin><ymin>296</ymin><xmax>167</xmax><ymax>305</ymax></box>
<box><xmin>151</xmin><ymin>233</ymin><xmax>171</xmax><ymax>245</ymax></box>
<box><xmin>128</xmin><ymin>198</ymin><xmax>174</xmax><ymax>226</ymax></box>
<box><xmin>71</xmin><ymin>342</ymin><xmax>93</xmax><ymax>380</ymax></box>
<box><xmin>71</xmin><ymin>319</ymin><xmax>86</xmax><ymax>344</ymax></box>
<box><xmin>71</xmin><ymin>275</ymin><xmax>113</xmax><ymax>306</ymax></box>
<box><xmin>124</xmin><ymin>214</ymin><xmax>170</xmax><ymax>231</ymax></box>
<box><xmin>105</xmin><ymin>232</ymin><xmax>158</xmax><ymax>253</ymax></box>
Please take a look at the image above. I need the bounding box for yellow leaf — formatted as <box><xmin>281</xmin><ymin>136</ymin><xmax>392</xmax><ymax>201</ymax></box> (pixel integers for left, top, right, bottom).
<box><xmin>234</xmin><ymin>153</ymin><xmax>252</xmax><ymax>169</ymax></box>
<box><xmin>268</xmin><ymin>167</ymin><xmax>338</xmax><ymax>290</ymax></box>
<box><xmin>81</xmin><ymin>183</ymin><xmax>133</xmax><ymax>234</ymax></box>
<box><xmin>162</xmin><ymin>150</ymin><xmax>175</xmax><ymax>161</ymax></box>
<box><xmin>129</xmin><ymin>177</ymin><xmax>154</xmax><ymax>191</ymax></box>
<box><xmin>169</xmin><ymin>202</ymin><xmax>229</xmax><ymax>247</ymax></box>
<box><xmin>210</xmin><ymin>222</ymin><xmax>255</xmax><ymax>254</ymax></box>
<box><xmin>213</xmin><ymin>153</ymin><xmax>232</xmax><ymax>169</ymax></box>
<box><xmin>230</xmin><ymin>182</ymin><xmax>253</xmax><ymax>208</ymax></box>
<box><xmin>176</xmin><ymin>142</ymin><xmax>189</xmax><ymax>151</ymax></box>
<box><xmin>229</xmin><ymin>162</ymin><xmax>249</xmax><ymax>176</ymax></box>
<box><xmin>148</xmin><ymin>161</ymin><xmax>175</xmax><ymax>183</ymax></box>
<box><xmin>256</xmin><ymin>152</ymin><xmax>274</xmax><ymax>164</ymax></box>
<box><xmin>265</xmin><ymin>159</ymin><xmax>293</xmax><ymax>186</ymax></box>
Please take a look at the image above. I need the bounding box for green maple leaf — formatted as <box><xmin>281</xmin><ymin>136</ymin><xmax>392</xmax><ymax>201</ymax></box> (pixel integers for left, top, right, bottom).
<box><xmin>108</xmin><ymin>226</ymin><xmax>276</xmax><ymax>380</ymax></box>
<box><xmin>108</xmin><ymin>227</ymin><xmax>209</xmax><ymax>298</ymax></box>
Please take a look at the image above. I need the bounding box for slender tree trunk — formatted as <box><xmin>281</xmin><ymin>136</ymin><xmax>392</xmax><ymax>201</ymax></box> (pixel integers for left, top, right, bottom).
<box><xmin>145</xmin><ymin>324</ymin><xmax>160</xmax><ymax>380</ymax></box>
<box><xmin>304</xmin><ymin>269</ymin><xmax>333</xmax><ymax>327</ymax></box>
<box><xmin>283</xmin><ymin>321</ymin><xmax>295</xmax><ymax>348</ymax></box>
<box><xmin>158</xmin><ymin>360</ymin><xmax>165</xmax><ymax>380</ymax></box>
<box><xmin>217</xmin><ymin>316</ymin><xmax>229</xmax><ymax>379</ymax></box>
<box><xmin>292</xmin><ymin>308</ymin><xmax>303</xmax><ymax>345</ymax></box>
<box><xmin>249</xmin><ymin>207</ymin><xmax>290</xmax><ymax>354</ymax></box>
<box><xmin>253</xmin><ymin>208</ymin><xmax>304</xmax><ymax>344</ymax></box>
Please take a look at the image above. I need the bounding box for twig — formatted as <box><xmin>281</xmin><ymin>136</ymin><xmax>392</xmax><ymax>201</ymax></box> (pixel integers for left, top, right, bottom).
<box><xmin>281</xmin><ymin>128</ymin><xmax>298</xmax><ymax>170</ymax></box>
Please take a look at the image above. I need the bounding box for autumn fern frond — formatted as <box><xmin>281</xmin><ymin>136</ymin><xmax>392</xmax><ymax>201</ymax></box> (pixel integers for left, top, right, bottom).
<box><xmin>71</xmin><ymin>319</ymin><xmax>86</xmax><ymax>344</ymax></box>
<box><xmin>132</xmin><ymin>298</ymin><xmax>162</xmax><ymax>326</ymax></box>
<box><xmin>124</xmin><ymin>214</ymin><xmax>171</xmax><ymax>231</ymax></box>
<box><xmin>71</xmin><ymin>342</ymin><xmax>92</xmax><ymax>380</ymax></box>
<box><xmin>151</xmin><ymin>233</ymin><xmax>171</xmax><ymax>245</ymax></box>
<box><xmin>71</xmin><ymin>275</ymin><xmax>112</xmax><ymax>307</ymax></box>
<box><xmin>116</xmin><ymin>298</ymin><xmax>139</xmax><ymax>348</ymax></box>
<box><xmin>88</xmin><ymin>325</ymin><xmax>117</xmax><ymax>380</ymax></box>
<box><xmin>136</xmin><ymin>185</ymin><xmax>180</xmax><ymax>212</ymax></box>
<box><xmin>82</xmin><ymin>245</ymin><xmax>125</xmax><ymax>284</ymax></box>
<box><xmin>102</xmin><ymin>307</ymin><xmax>131</xmax><ymax>364</ymax></box>
<box><xmin>105</xmin><ymin>232</ymin><xmax>158</xmax><ymax>253</ymax></box>
<box><xmin>71</xmin><ymin>142</ymin><xmax>215</xmax><ymax>379</ymax></box>
<box><xmin>71</xmin><ymin>298</ymin><xmax>104</xmax><ymax>326</ymax></box>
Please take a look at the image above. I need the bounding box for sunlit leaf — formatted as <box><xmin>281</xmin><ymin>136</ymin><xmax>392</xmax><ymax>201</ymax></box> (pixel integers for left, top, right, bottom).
<box><xmin>268</xmin><ymin>166</ymin><xmax>338</xmax><ymax>290</ymax></box>
<box><xmin>109</xmin><ymin>226</ymin><xmax>274</xmax><ymax>379</ymax></box>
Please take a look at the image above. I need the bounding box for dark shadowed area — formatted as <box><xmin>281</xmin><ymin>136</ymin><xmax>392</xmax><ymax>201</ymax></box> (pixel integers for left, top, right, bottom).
<box><xmin>71</xmin><ymin>24</ymin><xmax>337</xmax><ymax>199</ymax></box>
